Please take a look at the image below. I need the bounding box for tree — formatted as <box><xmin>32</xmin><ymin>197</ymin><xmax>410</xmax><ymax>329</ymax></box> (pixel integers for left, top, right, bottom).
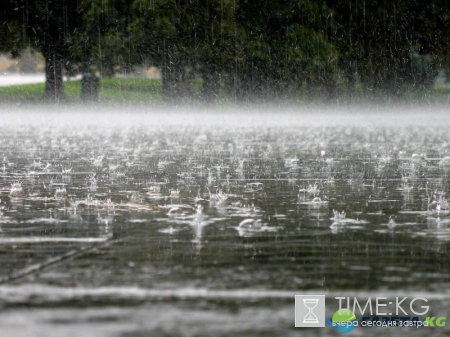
<box><xmin>0</xmin><ymin>1</ymin><xmax>24</xmax><ymax>56</ymax></box>
<box><xmin>68</xmin><ymin>0</ymin><xmax>135</xmax><ymax>101</ymax></box>
<box><xmin>3</xmin><ymin>0</ymin><xmax>448</xmax><ymax>103</ymax></box>
<box><xmin>130</xmin><ymin>0</ymin><xmax>245</xmax><ymax>103</ymax></box>
<box><xmin>408</xmin><ymin>0</ymin><xmax>450</xmax><ymax>90</ymax></box>
<box><xmin>186</xmin><ymin>0</ymin><xmax>244</xmax><ymax>103</ymax></box>
<box><xmin>328</xmin><ymin>0</ymin><xmax>449</xmax><ymax>99</ymax></box>
<box><xmin>129</xmin><ymin>0</ymin><xmax>187</xmax><ymax>103</ymax></box>
<box><xmin>235</xmin><ymin>0</ymin><xmax>338</xmax><ymax>102</ymax></box>
<box><xmin>15</xmin><ymin>1</ymin><xmax>84</xmax><ymax>100</ymax></box>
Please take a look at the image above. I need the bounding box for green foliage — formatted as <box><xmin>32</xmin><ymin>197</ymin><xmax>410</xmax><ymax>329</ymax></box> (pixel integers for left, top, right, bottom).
<box><xmin>0</xmin><ymin>1</ymin><xmax>24</xmax><ymax>56</ymax></box>
<box><xmin>327</xmin><ymin>0</ymin><xmax>450</xmax><ymax>95</ymax></box>
<box><xmin>1</xmin><ymin>0</ymin><xmax>450</xmax><ymax>102</ymax></box>
<box><xmin>0</xmin><ymin>78</ymin><xmax>164</xmax><ymax>103</ymax></box>
<box><xmin>68</xmin><ymin>0</ymin><xmax>135</xmax><ymax>77</ymax></box>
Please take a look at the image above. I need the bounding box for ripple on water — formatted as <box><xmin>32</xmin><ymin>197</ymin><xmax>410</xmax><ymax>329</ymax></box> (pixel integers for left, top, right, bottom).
<box><xmin>1</xmin><ymin>121</ymin><xmax>450</xmax><ymax>294</ymax></box>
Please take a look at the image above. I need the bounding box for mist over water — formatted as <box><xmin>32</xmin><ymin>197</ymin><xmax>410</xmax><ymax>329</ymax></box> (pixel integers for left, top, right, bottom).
<box><xmin>2</xmin><ymin>103</ymin><xmax>450</xmax><ymax>127</ymax></box>
<box><xmin>1</xmin><ymin>105</ymin><xmax>450</xmax><ymax>336</ymax></box>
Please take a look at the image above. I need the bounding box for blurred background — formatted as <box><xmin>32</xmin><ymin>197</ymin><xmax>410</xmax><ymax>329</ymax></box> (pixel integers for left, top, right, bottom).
<box><xmin>1</xmin><ymin>0</ymin><xmax>450</xmax><ymax>104</ymax></box>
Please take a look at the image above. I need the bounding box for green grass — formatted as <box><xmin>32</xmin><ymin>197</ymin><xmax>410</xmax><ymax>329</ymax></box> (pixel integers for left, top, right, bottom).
<box><xmin>1</xmin><ymin>76</ymin><xmax>450</xmax><ymax>104</ymax></box>
<box><xmin>0</xmin><ymin>77</ymin><xmax>163</xmax><ymax>103</ymax></box>
<box><xmin>101</xmin><ymin>77</ymin><xmax>162</xmax><ymax>92</ymax></box>
<box><xmin>0</xmin><ymin>82</ymin><xmax>49</xmax><ymax>101</ymax></box>
<box><xmin>100</xmin><ymin>78</ymin><xmax>162</xmax><ymax>102</ymax></box>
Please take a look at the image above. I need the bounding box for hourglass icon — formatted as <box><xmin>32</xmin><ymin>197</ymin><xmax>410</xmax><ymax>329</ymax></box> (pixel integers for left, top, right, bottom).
<box><xmin>302</xmin><ymin>298</ymin><xmax>319</xmax><ymax>323</ymax></box>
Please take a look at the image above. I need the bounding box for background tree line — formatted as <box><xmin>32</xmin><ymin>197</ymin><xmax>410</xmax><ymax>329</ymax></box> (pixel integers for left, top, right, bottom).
<box><xmin>1</xmin><ymin>0</ymin><xmax>450</xmax><ymax>102</ymax></box>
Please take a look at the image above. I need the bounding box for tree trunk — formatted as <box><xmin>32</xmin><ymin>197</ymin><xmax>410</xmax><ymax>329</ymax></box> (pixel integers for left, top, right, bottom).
<box><xmin>162</xmin><ymin>64</ymin><xmax>182</xmax><ymax>104</ymax></box>
<box><xmin>81</xmin><ymin>73</ymin><xmax>100</xmax><ymax>101</ymax></box>
<box><xmin>201</xmin><ymin>65</ymin><xmax>220</xmax><ymax>103</ymax></box>
<box><xmin>43</xmin><ymin>47</ymin><xmax>65</xmax><ymax>101</ymax></box>
<box><xmin>235</xmin><ymin>67</ymin><xmax>251</xmax><ymax>103</ymax></box>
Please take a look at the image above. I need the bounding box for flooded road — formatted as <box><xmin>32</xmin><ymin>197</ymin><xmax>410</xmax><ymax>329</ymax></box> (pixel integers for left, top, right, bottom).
<box><xmin>0</xmin><ymin>106</ymin><xmax>450</xmax><ymax>336</ymax></box>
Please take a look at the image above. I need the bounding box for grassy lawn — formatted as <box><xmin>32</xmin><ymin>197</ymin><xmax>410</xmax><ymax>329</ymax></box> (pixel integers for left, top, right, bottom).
<box><xmin>0</xmin><ymin>77</ymin><xmax>163</xmax><ymax>103</ymax></box>
<box><xmin>100</xmin><ymin>78</ymin><xmax>162</xmax><ymax>103</ymax></box>
<box><xmin>1</xmin><ymin>76</ymin><xmax>450</xmax><ymax>104</ymax></box>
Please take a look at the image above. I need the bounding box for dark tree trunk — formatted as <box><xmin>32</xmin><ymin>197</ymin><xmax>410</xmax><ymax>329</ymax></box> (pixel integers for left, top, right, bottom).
<box><xmin>181</xmin><ymin>68</ymin><xmax>194</xmax><ymax>101</ymax></box>
<box><xmin>43</xmin><ymin>47</ymin><xmax>65</xmax><ymax>101</ymax></box>
<box><xmin>305</xmin><ymin>79</ymin><xmax>314</xmax><ymax>101</ymax></box>
<box><xmin>235</xmin><ymin>67</ymin><xmax>251</xmax><ymax>103</ymax></box>
<box><xmin>162</xmin><ymin>64</ymin><xmax>182</xmax><ymax>104</ymax></box>
<box><xmin>81</xmin><ymin>73</ymin><xmax>100</xmax><ymax>101</ymax></box>
<box><xmin>250</xmin><ymin>63</ymin><xmax>265</xmax><ymax>102</ymax></box>
<box><xmin>201</xmin><ymin>65</ymin><xmax>220</xmax><ymax>103</ymax></box>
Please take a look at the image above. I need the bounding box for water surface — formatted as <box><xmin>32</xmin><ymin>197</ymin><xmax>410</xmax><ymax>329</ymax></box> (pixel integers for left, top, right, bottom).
<box><xmin>1</xmin><ymin>107</ymin><xmax>450</xmax><ymax>336</ymax></box>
